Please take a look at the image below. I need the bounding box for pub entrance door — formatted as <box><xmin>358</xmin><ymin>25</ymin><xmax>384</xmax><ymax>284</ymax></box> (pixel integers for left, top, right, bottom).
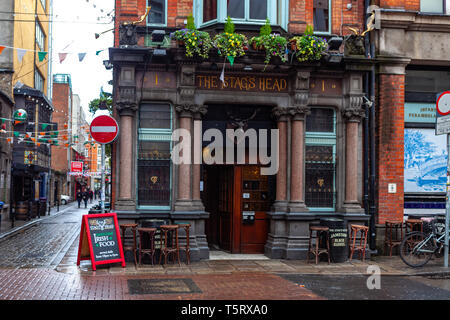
<box><xmin>203</xmin><ymin>164</ymin><xmax>272</xmax><ymax>254</ymax></box>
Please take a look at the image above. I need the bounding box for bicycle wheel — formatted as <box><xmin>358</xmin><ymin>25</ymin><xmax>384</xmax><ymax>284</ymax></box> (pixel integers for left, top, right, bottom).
<box><xmin>400</xmin><ymin>232</ymin><xmax>435</xmax><ymax>268</ymax></box>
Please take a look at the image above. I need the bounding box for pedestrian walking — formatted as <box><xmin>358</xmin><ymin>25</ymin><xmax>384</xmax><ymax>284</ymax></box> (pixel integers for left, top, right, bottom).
<box><xmin>76</xmin><ymin>189</ymin><xmax>82</xmax><ymax>209</ymax></box>
<box><xmin>82</xmin><ymin>189</ymin><xmax>89</xmax><ymax>209</ymax></box>
<box><xmin>88</xmin><ymin>189</ymin><xmax>93</xmax><ymax>204</ymax></box>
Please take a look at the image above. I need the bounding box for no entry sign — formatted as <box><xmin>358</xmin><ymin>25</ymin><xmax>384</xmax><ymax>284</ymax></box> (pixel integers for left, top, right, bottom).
<box><xmin>90</xmin><ymin>115</ymin><xmax>119</xmax><ymax>144</ymax></box>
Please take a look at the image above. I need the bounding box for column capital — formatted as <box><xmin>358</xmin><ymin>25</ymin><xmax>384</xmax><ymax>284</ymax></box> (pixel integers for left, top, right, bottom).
<box><xmin>271</xmin><ymin>106</ymin><xmax>289</xmax><ymax>122</ymax></box>
<box><xmin>287</xmin><ymin>105</ymin><xmax>311</xmax><ymax>121</ymax></box>
<box><xmin>342</xmin><ymin>107</ymin><xmax>365</xmax><ymax>123</ymax></box>
<box><xmin>116</xmin><ymin>102</ymin><xmax>138</xmax><ymax>116</ymax></box>
<box><xmin>175</xmin><ymin>104</ymin><xmax>207</xmax><ymax>118</ymax></box>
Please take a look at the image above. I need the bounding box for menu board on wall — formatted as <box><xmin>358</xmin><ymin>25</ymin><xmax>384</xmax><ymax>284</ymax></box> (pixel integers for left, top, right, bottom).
<box><xmin>404</xmin><ymin>128</ymin><xmax>447</xmax><ymax>193</ymax></box>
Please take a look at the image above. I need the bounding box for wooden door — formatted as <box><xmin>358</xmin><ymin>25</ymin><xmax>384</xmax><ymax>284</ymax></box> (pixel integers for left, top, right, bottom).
<box><xmin>233</xmin><ymin>165</ymin><xmax>270</xmax><ymax>253</ymax></box>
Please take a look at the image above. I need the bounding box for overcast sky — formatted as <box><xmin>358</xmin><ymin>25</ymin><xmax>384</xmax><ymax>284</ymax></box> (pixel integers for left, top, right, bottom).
<box><xmin>51</xmin><ymin>0</ymin><xmax>114</xmax><ymax>122</ymax></box>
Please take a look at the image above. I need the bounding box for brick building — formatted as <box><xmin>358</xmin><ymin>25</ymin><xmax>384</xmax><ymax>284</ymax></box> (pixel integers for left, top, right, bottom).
<box><xmin>108</xmin><ymin>0</ymin><xmax>381</xmax><ymax>261</ymax></box>
<box><xmin>373</xmin><ymin>0</ymin><xmax>450</xmax><ymax>250</ymax></box>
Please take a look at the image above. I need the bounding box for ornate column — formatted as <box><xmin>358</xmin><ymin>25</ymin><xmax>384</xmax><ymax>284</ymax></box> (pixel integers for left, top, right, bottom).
<box><xmin>192</xmin><ymin>105</ymin><xmax>208</xmax><ymax>210</ymax></box>
<box><xmin>288</xmin><ymin>71</ymin><xmax>311</xmax><ymax>212</ymax></box>
<box><xmin>272</xmin><ymin>106</ymin><xmax>289</xmax><ymax>212</ymax></box>
<box><xmin>342</xmin><ymin>98</ymin><xmax>365</xmax><ymax>210</ymax></box>
<box><xmin>115</xmin><ymin>67</ymin><xmax>138</xmax><ymax>211</ymax></box>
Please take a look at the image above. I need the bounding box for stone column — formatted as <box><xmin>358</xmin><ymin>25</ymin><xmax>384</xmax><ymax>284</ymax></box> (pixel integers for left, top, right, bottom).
<box><xmin>342</xmin><ymin>105</ymin><xmax>365</xmax><ymax>210</ymax></box>
<box><xmin>272</xmin><ymin>106</ymin><xmax>289</xmax><ymax>212</ymax></box>
<box><xmin>192</xmin><ymin>105</ymin><xmax>207</xmax><ymax>210</ymax></box>
<box><xmin>288</xmin><ymin>106</ymin><xmax>310</xmax><ymax>212</ymax></box>
<box><xmin>175</xmin><ymin>105</ymin><xmax>193</xmax><ymax>207</ymax></box>
<box><xmin>116</xmin><ymin>102</ymin><xmax>137</xmax><ymax>210</ymax></box>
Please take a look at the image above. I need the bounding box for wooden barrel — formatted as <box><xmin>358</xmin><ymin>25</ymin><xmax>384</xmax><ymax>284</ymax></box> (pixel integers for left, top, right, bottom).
<box><xmin>15</xmin><ymin>202</ymin><xmax>29</xmax><ymax>220</ymax></box>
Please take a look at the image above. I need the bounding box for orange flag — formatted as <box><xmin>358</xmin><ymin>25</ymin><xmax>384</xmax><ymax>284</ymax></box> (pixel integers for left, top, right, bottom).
<box><xmin>0</xmin><ymin>46</ymin><xmax>5</xmax><ymax>55</ymax></box>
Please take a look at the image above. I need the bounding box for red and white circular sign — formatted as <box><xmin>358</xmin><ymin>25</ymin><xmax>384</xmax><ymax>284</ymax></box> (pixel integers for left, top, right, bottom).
<box><xmin>90</xmin><ymin>115</ymin><xmax>119</xmax><ymax>144</ymax></box>
<box><xmin>436</xmin><ymin>91</ymin><xmax>450</xmax><ymax>116</ymax></box>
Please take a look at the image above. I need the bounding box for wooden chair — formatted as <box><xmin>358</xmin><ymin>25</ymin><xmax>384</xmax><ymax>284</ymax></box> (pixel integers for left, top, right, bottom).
<box><xmin>307</xmin><ymin>225</ymin><xmax>330</xmax><ymax>264</ymax></box>
<box><xmin>177</xmin><ymin>224</ymin><xmax>191</xmax><ymax>265</ymax></box>
<box><xmin>159</xmin><ymin>225</ymin><xmax>180</xmax><ymax>266</ymax></box>
<box><xmin>137</xmin><ymin>227</ymin><xmax>157</xmax><ymax>266</ymax></box>
<box><xmin>119</xmin><ymin>223</ymin><xmax>138</xmax><ymax>265</ymax></box>
<box><xmin>405</xmin><ymin>219</ymin><xmax>423</xmax><ymax>234</ymax></box>
<box><xmin>349</xmin><ymin>224</ymin><xmax>369</xmax><ymax>262</ymax></box>
<box><xmin>384</xmin><ymin>220</ymin><xmax>403</xmax><ymax>257</ymax></box>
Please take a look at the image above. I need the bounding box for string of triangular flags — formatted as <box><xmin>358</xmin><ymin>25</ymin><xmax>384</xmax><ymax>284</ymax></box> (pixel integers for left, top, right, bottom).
<box><xmin>0</xmin><ymin>45</ymin><xmax>106</xmax><ymax>63</ymax></box>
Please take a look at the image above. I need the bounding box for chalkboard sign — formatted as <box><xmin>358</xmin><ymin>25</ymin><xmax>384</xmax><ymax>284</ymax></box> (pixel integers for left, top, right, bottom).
<box><xmin>76</xmin><ymin>213</ymin><xmax>125</xmax><ymax>271</ymax></box>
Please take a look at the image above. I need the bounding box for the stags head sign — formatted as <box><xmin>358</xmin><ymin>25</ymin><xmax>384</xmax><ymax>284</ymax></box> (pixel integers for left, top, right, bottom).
<box><xmin>196</xmin><ymin>73</ymin><xmax>289</xmax><ymax>93</ymax></box>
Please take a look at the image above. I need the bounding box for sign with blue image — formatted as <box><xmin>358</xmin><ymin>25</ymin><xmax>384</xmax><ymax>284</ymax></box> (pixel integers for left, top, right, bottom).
<box><xmin>404</xmin><ymin>128</ymin><xmax>447</xmax><ymax>193</ymax></box>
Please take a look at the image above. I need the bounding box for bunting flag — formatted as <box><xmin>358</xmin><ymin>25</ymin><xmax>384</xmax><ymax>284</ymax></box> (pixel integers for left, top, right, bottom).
<box><xmin>96</xmin><ymin>50</ymin><xmax>103</xmax><ymax>56</ymax></box>
<box><xmin>78</xmin><ymin>52</ymin><xmax>87</xmax><ymax>62</ymax></box>
<box><xmin>58</xmin><ymin>52</ymin><xmax>68</xmax><ymax>63</ymax></box>
<box><xmin>17</xmin><ymin>48</ymin><xmax>27</xmax><ymax>63</ymax></box>
<box><xmin>227</xmin><ymin>56</ymin><xmax>234</xmax><ymax>66</ymax></box>
<box><xmin>38</xmin><ymin>51</ymin><xmax>48</xmax><ymax>62</ymax></box>
<box><xmin>0</xmin><ymin>46</ymin><xmax>5</xmax><ymax>55</ymax></box>
<box><xmin>41</xmin><ymin>123</ymin><xmax>48</xmax><ymax>130</ymax></box>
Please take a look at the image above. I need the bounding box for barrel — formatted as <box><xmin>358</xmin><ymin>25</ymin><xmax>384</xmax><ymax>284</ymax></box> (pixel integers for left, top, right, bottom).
<box><xmin>15</xmin><ymin>202</ymin><xmax>29</xmax><ymax>220</ymax></box>
<box><xmin>320</xmin><ymin>218</ymin><xmax>348</xmax><ymax>263</ymax></box>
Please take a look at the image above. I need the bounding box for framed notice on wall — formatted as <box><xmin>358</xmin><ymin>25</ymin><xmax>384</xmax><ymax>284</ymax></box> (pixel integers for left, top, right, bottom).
<box><xmin>76</xmin><ymin>213</ymin><xmax>125</xmax><ymax>271</ymax></box>
<box><xmin>404</xmin><ymin>128</ymin><xmax>447</xmax><ymax>193</ymax></box>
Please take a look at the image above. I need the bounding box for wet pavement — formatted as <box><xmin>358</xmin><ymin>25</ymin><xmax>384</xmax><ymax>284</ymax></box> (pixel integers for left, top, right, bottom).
<box><xmin>0</xmin><ymin>203</ymin><xmax>449</xmax><ymax>300</ymax></box>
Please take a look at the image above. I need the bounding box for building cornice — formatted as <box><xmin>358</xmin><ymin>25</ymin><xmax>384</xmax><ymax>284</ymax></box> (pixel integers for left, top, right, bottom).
<box><xmin>379</xmin><ymin>9</ymin><xmax>450</xmax><ymax>32</ymax></box>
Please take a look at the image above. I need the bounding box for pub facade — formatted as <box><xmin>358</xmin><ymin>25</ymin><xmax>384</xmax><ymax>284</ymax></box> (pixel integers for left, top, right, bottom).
<box><xmin>109</xmin><ymin>0</ymin><xmax>372</xmax><ymax>261</ymax></box>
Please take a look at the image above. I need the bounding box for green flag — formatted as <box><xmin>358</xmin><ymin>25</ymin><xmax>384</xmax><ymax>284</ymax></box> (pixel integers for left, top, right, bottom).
<box><xmin>42</xmin><ymin>123</ymin><xmax>48</xmax><ymax>130</ymax></box>
<box><xmin>227</xmin><ymin>55</ymin><xmax>234</xmax><ymax>66</ymax></box>
<box><xmin>13</xmin><ymin>131</ymin><xmax>19</xmax><ymax>137</ymax></box>
<box><xmin>38</xmin><ymin>51</ymin><xmax>48</xmax><ymax>62</ymax></box>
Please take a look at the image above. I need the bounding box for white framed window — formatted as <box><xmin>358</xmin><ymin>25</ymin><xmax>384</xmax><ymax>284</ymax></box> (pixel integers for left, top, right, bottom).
<box><xmin>313</xmin><ymin>0</ymin><xmax>331</xmax><ymax>34</ymax></box>
<box><xmin>147</xmin><ymin>0</ymin><xmax>167</xmax><ymax>26</ymax></box>
<box><xmin>34</xmin><ymin>69</ymin><xmax>44</xmax><ymax>92</ymax></box>
<box><xmin>35</xmin><ymin>22</ymin><xmax>45</xmax><ymax>51</ymax></box>
<box><xmin>194</xmin><ymin>0</ymin><xmax>288</xmax><ymax>30</ymax></box>
<box><xmin>420</xmin><ymin>0</ymin><xmax>450</xmax><ymax>14</ymax></box>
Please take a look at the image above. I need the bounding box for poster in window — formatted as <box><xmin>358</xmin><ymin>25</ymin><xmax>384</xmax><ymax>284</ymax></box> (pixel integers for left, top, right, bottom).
<box><xmin>404</xmin><ymin>128</ymin><xmax>447</xmax><ymax>193</ymax></box>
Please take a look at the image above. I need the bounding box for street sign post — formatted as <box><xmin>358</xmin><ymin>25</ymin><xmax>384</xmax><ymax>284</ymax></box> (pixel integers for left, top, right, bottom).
<box><xmin>90</xmin><ymin>115</ymin><xmax>119</xmax><ymax>213</ymax></box>
<box><xmin>436</xmin><ymin>91</ymin><xmax>450</xmax><ymax>268</ymax></box>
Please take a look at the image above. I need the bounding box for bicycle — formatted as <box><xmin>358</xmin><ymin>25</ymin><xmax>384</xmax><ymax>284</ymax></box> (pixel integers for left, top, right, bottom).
<box><xmin>399</xmin><ymin>216</ymin><xmax>448</xmax><ymax>268</ymax></box>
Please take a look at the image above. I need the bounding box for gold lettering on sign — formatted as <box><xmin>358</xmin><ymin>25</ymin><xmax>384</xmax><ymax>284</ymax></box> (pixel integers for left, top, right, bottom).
<box><xmin>196</xmin><ymin>74</ymin><xmax>288</xmax><ymax>93</ymax></box>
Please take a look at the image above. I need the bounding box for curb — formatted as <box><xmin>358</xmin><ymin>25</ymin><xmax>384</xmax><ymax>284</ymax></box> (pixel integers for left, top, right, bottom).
<box><xmin>0</xmin><ymin>203</ymin><xmax>77</xmax><ymax>241</ymax></box>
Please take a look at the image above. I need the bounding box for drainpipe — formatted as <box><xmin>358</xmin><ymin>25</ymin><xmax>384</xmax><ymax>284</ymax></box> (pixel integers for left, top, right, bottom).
<box><xmin>364</xmin><ymin>0</ymin><xmax>377</xmax><ymax>252</ymax></box>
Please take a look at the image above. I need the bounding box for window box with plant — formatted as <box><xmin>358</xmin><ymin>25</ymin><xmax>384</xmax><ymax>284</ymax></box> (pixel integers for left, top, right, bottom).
<box><xmin>171</xmin><ymin>15</ymin><xmax>213</xmax><ymax>59</ymax></box>
<box><xmin>213</xmin><ymin>16</ymin><xmax>248</xmax><ymax>62</ymax></box>
<box><xmin>290</xmin><ymin>26</ymin><xmax>328</xmax><ymax>62</ymax></box>
<box><xmin>250</xmin><ymin>19</ymin><xmax>288</xmax><ymax>67</ymax></box>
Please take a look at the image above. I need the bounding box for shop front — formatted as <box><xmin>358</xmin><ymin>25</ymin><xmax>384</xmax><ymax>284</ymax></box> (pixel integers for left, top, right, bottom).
<box><xmin>109</xmin><ymin>40</ymin><xmax>371</xmax><ymax>260</ymax></box>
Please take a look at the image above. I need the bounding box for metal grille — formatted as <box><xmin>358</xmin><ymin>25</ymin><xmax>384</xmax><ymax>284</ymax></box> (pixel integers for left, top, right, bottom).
<box><xmin>306</xmin><ymin>108</ymin><xmax>335</xmax><ymax>133</ymax></box>
<box><xmin>137</xmin><ymin>159</ymin><xmax>171</xmax><ymax>206</ymax></box>
<box><xmin>305</xmin><ymin>145</ymin><xmax>336</xmax><ymax>208</ymax></box>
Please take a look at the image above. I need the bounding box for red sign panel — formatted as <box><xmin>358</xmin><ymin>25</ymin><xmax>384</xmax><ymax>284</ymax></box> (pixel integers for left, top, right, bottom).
<box><xmin>71</xmin><ymin>161</ymin><xmax>83</xmax><ymax>173</ymax></box>
<box><xmin>90</xmin><ymin>115</ymin><xmax>119</xmax><ymax>144</ymax></box>
<box><xmin>76</xmin><ymin>213</ymin><xmax>125</xmax><ymax>271</ymax></box>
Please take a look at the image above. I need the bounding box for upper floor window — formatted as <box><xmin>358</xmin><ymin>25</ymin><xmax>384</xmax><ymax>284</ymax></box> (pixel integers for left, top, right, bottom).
<box><xmin>35</xmin><ymin>22</ymin><xmax>45</xmax><ymax>51</ymax></box>
<box><xmin>313</xmin><ymin>0</ymin><xmax>330</xmax><ymax>33</ymax></box>
<box><xmin>34</xmin><ymin>69</ymin><xmax>44</xmax><ymax>92</ymax></box>
<box><xmin>40</xmin><ymin>0</ymin><xmax>46</xmax><ymax>11</ymax></box>
<box><xmin>147</xmin><ymin>0</ymin><xmax>166</xmax><ymax>25</ymax></box>
<box><xmin>420</xmin><ymin>0</ymin><xmax>450</xmax><ymax>14</ymax></box>
<box><xmin>195</xmin><ymin>0</ymin><xmax>288</xmax><ymax>30</ymax></box>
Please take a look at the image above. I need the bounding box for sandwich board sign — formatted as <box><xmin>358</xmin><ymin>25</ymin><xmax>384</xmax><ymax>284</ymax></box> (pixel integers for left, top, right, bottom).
<box><xmin>76</xmin><ymin>213</ymin><xmax>125</xmax><ymax>271</ymax></box>
<box><xmin>436</xmin><ymin>91</ymin><xmax>450</xmax><ymax>135</ymax></box>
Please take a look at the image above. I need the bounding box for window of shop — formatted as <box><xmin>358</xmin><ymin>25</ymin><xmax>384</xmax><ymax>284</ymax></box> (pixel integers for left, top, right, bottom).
<box><xmin>305</xmin><ymin>108</ymin><xmax>336</xmax><ymax>210</ymax></box>
<box><xmin>313</xmin><ymin>0</ymin><xmax>331</xmax><ymax>34</ymax></box>
<box><xmin>147</xmin><ymin>0</ymin><xmax>166</xmax><ymax>25</ymax></box>
<box><xmin>137</xmin><ymin>104</ymin><xmax>172</xmax><ymax>209</ymax></box>
<box><xmin>194</xmin><ymin>0</ymin><xmax>288</xmax><ymax>30</ymax></box>
<box><xmin>420</xmin><ymin>0</ymin><xmax>450</xmax><ymax>14</ymax></box>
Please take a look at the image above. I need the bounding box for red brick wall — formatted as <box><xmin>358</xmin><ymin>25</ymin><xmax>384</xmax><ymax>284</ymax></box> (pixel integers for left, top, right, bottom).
<box><xmin>377</xmin><ymin>74</ymin><xmax>405</xmax><ymax>224</ymax></box>
<box><xmin>114</xmin><ymin>0</ymin><xmax>365</xmax><ymax>39</ymax></box>
<box><xmin>51</xmin><ymin>83</ymin><xmax>70</xmax><ymax>173</ymax></box>
<box><xmin>379</xmin><ymin>0</ymin><xmax>419</xmax><ymax>10</ymax></box>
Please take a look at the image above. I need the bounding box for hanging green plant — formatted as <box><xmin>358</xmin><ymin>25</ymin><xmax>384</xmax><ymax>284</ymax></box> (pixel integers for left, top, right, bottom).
<box><xmin>250</xmin><ymin>19</ymin><xmax>288</xmax><ymax>67</ymax></box>
<box><xmin>171</xmin><ymin>14</ymin><xmax>213</xmax><ymax>59</ymax></box>
<box><xmin>213</xmin><ymin>16</ymin><xmax>248</xmax><ymax>63</ymax></box>
<box><xmin>290</xmin><ymin>26</ymin><xmax>328</xmax><ymax>62</ymax></box>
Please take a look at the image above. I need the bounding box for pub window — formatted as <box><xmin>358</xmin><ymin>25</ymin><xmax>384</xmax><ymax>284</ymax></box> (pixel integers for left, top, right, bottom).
<box><xmin>138</xmin><ymin>104</ymin><xmax>172</xmax><ymax>209</ymax></box>
<box><xmin>305</xmin><ymin>107</ymin><xmax>336</xmax><ymax>210</ymax></box>
<box><xmin>313</xmin><ymin>0</ymin><xmax>330</xmax><ymax>33</ymax></box>
<box><xmin>147</xmin><ymin>0</ymin><xmax>166</xmax><ymax>25</ymax></box>
<box><xmin>194</xmin><ymin>0</ymin><xmax>288</xmax><ymax>30</ymax></box>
